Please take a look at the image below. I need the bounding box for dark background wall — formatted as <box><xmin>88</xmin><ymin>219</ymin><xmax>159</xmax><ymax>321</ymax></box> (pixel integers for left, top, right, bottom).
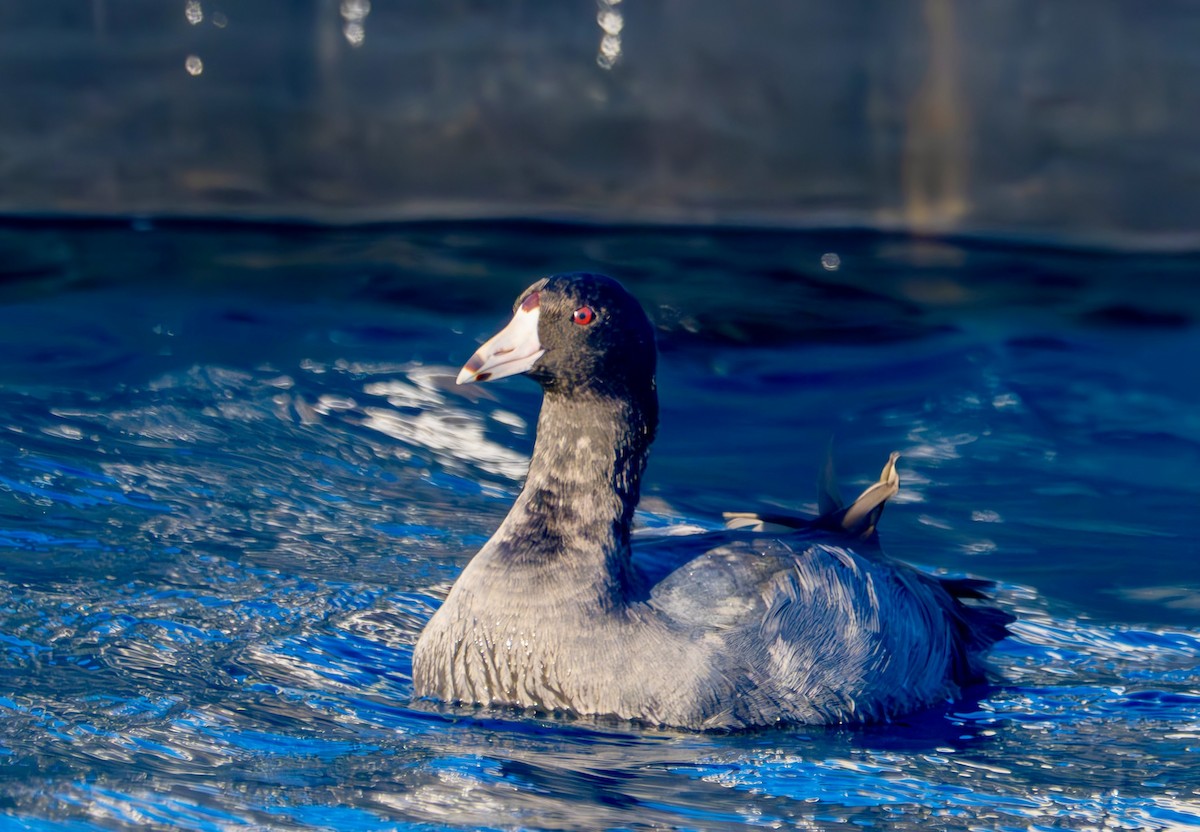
<box><xmin>2</xmin><ymin>1</ymin><xmax>1198</xmax><ymax>248</ymax></box>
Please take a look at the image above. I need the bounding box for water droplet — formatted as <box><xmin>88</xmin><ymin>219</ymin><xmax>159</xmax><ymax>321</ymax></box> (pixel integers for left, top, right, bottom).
<box><xmin>821</xmin><ymin>252</ymin><xmax>841</xmax><ymax>271</ymax></box>
<box><xmin>185</xmin><ymin>54</ymin><xmax>204</xmax><ymax>76</ymax></box>
<box><xmin>185</xmin><ymin>0</ymin><xmax>203</xmax><ymax>25</ymax></box>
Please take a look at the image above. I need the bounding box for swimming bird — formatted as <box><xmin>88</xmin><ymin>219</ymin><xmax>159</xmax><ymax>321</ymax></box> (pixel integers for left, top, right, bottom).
<box><xmin>412</xmin><ymin>273</ymin><xmax>1010</xmax><ymax>730</ymax></box>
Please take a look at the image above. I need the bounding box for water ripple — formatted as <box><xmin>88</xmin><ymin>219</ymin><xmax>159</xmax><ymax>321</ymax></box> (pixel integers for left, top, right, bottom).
<box><xmin>1</xmin><ymin>224</ymin><xmax>1199</xmax><ymax>829</ymax></box>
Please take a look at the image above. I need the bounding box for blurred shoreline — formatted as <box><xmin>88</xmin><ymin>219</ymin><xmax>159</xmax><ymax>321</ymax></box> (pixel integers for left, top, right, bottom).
<box><xmin>3</xmin><ymin>3</ymin><xmax>1198</xmax><ymax>250</ymax></box>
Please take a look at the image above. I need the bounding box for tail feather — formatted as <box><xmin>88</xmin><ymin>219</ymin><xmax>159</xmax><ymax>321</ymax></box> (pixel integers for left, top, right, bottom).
<box><xmin>941</xmin><ymin>576</ymin><xmax>1015</xmax><ymax>672</ymax></box>
<box><xmin>723</xmin><ymin>450</ymin><xmax>902</xmax><ymax>543</ymax></box>
<box><xmin>960</xmin><ymin>602</ymin><xmax>1015</xmax><ymax>651</ymax></box>
<box><xmin>836</xmin><ymin>451</ymin><xmax>900</xmax><ymax>539</ymax></box>
<box><xmin>938</xmin><ymin>576</ymin><xmax>998</xmax><ymax>601</ymax></box>
<box><xmin>816</xmin><ymin>439</ymin><xmax>844</xmax><ymax>517</ymax></box>
<box><xmin>722</xmin><ymin>511</ymin><xmax>809</xmax><ymax>533</ymax></box>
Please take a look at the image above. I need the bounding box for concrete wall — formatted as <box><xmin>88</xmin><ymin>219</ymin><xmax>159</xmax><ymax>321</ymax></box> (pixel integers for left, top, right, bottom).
<box><xmin>2</xmin><ymin>1</ymin><xmax>1198</xmax><ymax>247</ymax></box>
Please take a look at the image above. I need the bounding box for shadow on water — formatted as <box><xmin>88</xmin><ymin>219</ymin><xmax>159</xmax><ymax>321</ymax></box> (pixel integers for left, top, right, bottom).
<box><xmin>0</xmin><ymin>219</ymin><xmax>1198</xmax><ymax>829</ymax></box>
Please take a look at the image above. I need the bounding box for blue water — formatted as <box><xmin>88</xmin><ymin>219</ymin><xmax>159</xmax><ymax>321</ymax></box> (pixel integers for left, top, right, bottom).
<box><xmin>1</xmin><ymin>221</ymin><xmax>1198</xmax><ymax>830</ymax></box>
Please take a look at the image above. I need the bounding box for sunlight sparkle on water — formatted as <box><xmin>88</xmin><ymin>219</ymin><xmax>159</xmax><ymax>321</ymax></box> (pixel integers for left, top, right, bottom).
<box><xmin>1</xmin><ymin>222</ymin><xmax>1198</xmax><ymax>831</ymax></box>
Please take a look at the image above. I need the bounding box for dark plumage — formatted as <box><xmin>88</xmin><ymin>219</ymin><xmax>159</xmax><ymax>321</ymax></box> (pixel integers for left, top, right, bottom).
<box><xmin>412</xmin><ymin>273</ymin><xmax>1011</xmax><ymax>730</ymax></box>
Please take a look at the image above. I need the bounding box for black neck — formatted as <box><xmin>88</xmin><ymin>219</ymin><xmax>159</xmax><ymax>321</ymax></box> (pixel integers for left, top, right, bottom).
<box><xmin>490</xmin><ymin>381</ymin><xmax>657</xmax><ymax>608</ymax></box>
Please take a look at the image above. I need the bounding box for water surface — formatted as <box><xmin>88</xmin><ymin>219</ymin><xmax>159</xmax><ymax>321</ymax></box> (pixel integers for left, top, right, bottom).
<box><xmin>1</xmin><ymin>220</ymin><xmax>1197</xmax><ymax>829</ymax></box>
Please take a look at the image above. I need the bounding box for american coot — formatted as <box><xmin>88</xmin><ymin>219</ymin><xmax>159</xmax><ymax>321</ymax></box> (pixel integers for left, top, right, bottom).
<box><xmin>413</xmin><ymin>273</ymin><xmax>1011</xmax><ymax>730</ymax></box>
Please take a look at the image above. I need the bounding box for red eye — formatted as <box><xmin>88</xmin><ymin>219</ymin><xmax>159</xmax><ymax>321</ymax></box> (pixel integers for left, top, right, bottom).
<box><xmin>572</xmin><ymin>306</ymin><xmax>596</xmax><ymax>326</ymax></box>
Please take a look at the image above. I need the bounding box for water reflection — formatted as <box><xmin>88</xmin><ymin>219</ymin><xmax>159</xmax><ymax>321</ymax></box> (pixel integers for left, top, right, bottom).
<box><xmin>185</xmin><ymin>0</ymin><xmax>202</xmax><ymax>26</ymax></box>
<box><xmin>341</xmin><ymin>0</ymin><xmax>370</xmax><ymax>48</ymax></box>
<box><xmin>596</xmin><ymin>0</ymin><xmax>624</xmax><ymax>69</ymax></box>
